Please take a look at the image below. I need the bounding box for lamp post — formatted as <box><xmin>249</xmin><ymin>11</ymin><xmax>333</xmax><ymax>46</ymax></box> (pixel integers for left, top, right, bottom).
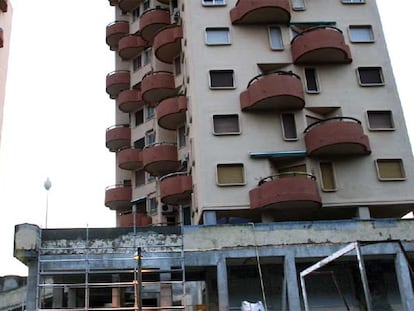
<box><xmin>43</xmin><ymin>177</ymin><xmax>52</xmax><ymax>228</ymax></box>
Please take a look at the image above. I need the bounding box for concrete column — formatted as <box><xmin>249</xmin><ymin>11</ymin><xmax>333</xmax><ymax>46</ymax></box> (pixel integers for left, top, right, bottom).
<box><xmin>217</xmin><ymin>256</ymin><xmax>229</xmax><ymax>311</ymax></box>
<box><xmin>394</xmin><ymin>251</ymin><xmax>414</xmax><ymax>311</ymax></box>
<box><xmin>203</xmin><ymin>211</ymin><xmax>217</xmax><ymax>225</ymax></box>
<box><xmin>26</xmin><ymin>260</ymin><xmax>38</xmax><ymax>311</ymax></box>
<box><xmin>52</xmin><ymin>276</ymin><xmax>64</xmax><ymax>308</ymax></box>
<box><xmin>284</xmin><ymin>253</ymin><xmax>301</xmax><ymax>311</ymax></box>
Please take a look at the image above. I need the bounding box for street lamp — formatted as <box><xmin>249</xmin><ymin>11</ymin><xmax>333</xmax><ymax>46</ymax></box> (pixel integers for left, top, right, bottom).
<box><xmin>43</xmin><ymin>177</ymin><xmax>52</xmax><ymax>228</ymax></box>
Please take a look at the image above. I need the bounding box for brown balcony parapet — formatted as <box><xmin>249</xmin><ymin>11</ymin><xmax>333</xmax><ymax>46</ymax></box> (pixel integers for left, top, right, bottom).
<box><xmin>160</xmin><ymin>172</ymin><xmax>193</xmax><ymax>205</ymax></box>
<box><xmin>117</xmin><ymin>89</ymin><xmax>145</xmax><ymax>113</ymax></box>
<box><xmin>139</xmin><ymin>8</ymin><xmax>171</xmax><ymax>42</ymax></box>
<box><xmin>119</xmin><ymin>34</ymin><xmax>149</xmax><ymax>60</ymax></box>
<box><xmin>0</xmin><ymin>0</ymin><xmax>7</xmax><ymax>12</ymax></box>
<box><xmin>304</xmin><ymin>117</ymin><xmax>371</xmax><ymax>156</ymax></box>
<box><xmin>105</xmin><ymin>184</ymin><xmax>132</xmax><ymax>210</ymax></box>
<box><xmin>106</xmin><ymin>124</ymin><xmax>131</xmax><ymax>152</ymax></box>
<box><xmin>157</xmin><ymin>96</ymin><xmax>188</xmax><ymax>130</ymax></box>
<box><xmin>118</xmin><ymin>0</ymin><xmax>141</xmax><ymax>12</ymax></box>
<box><xmin>154</xmin><ymin>25</ymin><xmax>183</xmax><ymax>64</ymax></box>
<box><xmin>141</xmin><ymin>71</ymin><xmax>177</xmax><ymax>104</ymax></box>
<box><xmin>106</xmin><ymin>70</ymin><xmax>130</xmax><ymax>99</ymax></box>
<box><xmin>117</xmin><ymin>147</ymin><xmax>143</xmax><ymax>170</ymax></box>
<box><xmin>119</xmin><ymin>212</ymin><xmax>152</xmax><ymax>227</ymax></box>
<box><xmin>249</xmin><ymin>172</ymin><xmax>321</xmax><ymax>211</ymax></box>
<box><xmin>142</xmin><ymin>142</ymin><xmax>180</xmax><ymax>176</ymax></box>
<box><xmin>291</xmin><ymin>26</ymin><xmax>352</xmax><ymax>64</ymax></box>
<box><xmin>230</xmin><ymin>0</ymin><xmax>290</xmax><ymax>25</ymax></box>
<box><xmin>241</xmin><ymin>71</ymin><xmax>304</xmax><ymax>111</ymax></box>
<box><xmin>106</xmin><ymin>20</ymin><xmax>129</xmax><ymax>51</ymax></box>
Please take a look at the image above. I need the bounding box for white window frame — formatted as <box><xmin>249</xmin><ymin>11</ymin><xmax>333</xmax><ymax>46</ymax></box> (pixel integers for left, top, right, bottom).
<box><xmin>209</xmin><ymin>69</ymin><xmax>235</xmax><ymax>89</ymax></box>
<box><xmin>268</xmin><ymin>26</ymin><xmax>284</xmax><ymax>50</ymax></box>
<box><xmin>212</xmin><ymin>114</ymin><xmax>241</xmax><ymax>135</ymax></box>
<box><xmin>205</xmin><ymin>27</ymin><xmax>231</xmax><ymax>45</ymax></box>
<box><xmin>202</xmin><ymin>0</ymin><xmax>226</xmax><ymax>7</ymax></box>
<box><xmin>349</xmin><ymin>25</ymin><xmax>374</xmax><ymax>43</ymax></box>
<box><xmin>357</xmin><ymin>67</ymin><xmax>385</xmax><ymax>86</ymax></box>
<box><xmin>366</xmin><ymin>110</ymin><xmax>395</xmax><ymax>131</ymax></box>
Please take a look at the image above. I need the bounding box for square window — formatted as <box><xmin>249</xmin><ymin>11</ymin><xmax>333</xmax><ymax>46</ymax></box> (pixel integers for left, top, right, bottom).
<box><xmin>209</xmin><ymin>70</ymin><xmax>235</xmax><ymax>89</ymax></box>
<box><xmin>178</xmin><ymin>126</ymin><xmax>186</xmax><ymax>147</ymax></box>
<box><xmin>213</xmin><ymin>114</ymin><xmax>240</xmax><ymax>135</ymax></box>
<box><xmin>135</xmin><ymin>170</ymin><xmax>146</xmax><ymax>187</ymax></box>
<box><xmin>357</xmin><ymin>67</ymin><xmax>384</xmax><ymax>86</ymax></box>
<box><xmin>135</xmin><ymin>109</ymin><xmax>144</xmax><ymax>126</ymax></box>
<box><xmin>367</xmin><ymin>111</ymin><xmax>394</xmax><ymax>130</ymax></box>
<box><xmin>133</xmin><ymin>55</ymin><xmax>142</xmax><ymax>71</ymax></box>
<box><xmin>205</xmin><ymin>28</ymin><xmax>230</xmax><ymax>45</ymax></box>
<box><xmin>376</xmin><ymin>159</ymin><xmax>406</xmax><ymax>181</ymax></box>
<box><xmin>268</xmin><ymin>26</ymin><xmax>283</xmax><ymax>50</ymax></box>
<box><xmin>304</xmin><ymin>68</ymin><xmax>319</xmax><ymax>93</ymax></box>
<box><xmin>217</xmin><ymin>163</ymin><xmax>245</xmax><ymax>186</ymax></box>
<box><xmin>320</xmin><ymin>162</ymin><xmax>336</xmax><ymax>191</ymax></box>
<box><xmin>281</xmin><ymin>113</ymin><xmax>297</xmax><ymax>140</ymax></box>
<box><xmin>291</xmin><ymin>0</ymin><xmax>305</xmax><ymax>11</ymax></box>
<box><xmin>349</xmin><ymin>25</ymin><xmax>374</xmax><ymax>43</ymax></box>
<box><xmin>202</xmin><ymin>0</ymin><xmax>226</xmax><ymax>6</ymax></box>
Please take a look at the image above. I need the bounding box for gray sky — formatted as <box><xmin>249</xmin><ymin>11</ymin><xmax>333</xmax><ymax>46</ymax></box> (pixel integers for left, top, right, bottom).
<box><xmin>0</xmin><ymin>1</ymin><xmax>412</xmax><ymax>276</ymax></box>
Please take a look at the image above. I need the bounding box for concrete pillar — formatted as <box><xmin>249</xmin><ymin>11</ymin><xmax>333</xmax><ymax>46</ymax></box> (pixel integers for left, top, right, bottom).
<box><xmin>26</xmin><ymin>260</ymin><xmax>38</xmax><ymax>311</ymax></box>
<box><xmin>284</xmin><ymin>253</ymin><xmax>301</xmax><ymax>311</ymax></box>
<box><xmin>52</xmin><ymin>276</ymin><xmax>64</xmax><ymax>308</ymax></box>
<box><xmin>356</xmin><ymin>207</ymin><xmax>371</xmax><ymax>219</ymax></box>
<box><xmin>394</xmin><ymin>251</ymin><xmax>414</xmax><ymax>311</ymax></box>
<box><xmin>68</xmin><ymin>288</ymin><xmax>77</xmax><ymax>308</ymax></box>
<box><xmin>203</xmin><ymin>211</ymin><xmax>217</xmax><ymax>225</ymax></box>
<box><xmin>217</xmin><ymin>256</ymin><xmax>229</xmax><ymax>311</ymax></box>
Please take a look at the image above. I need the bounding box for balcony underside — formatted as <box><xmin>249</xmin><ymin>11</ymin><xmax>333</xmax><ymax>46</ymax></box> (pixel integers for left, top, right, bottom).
<box><xmin>249</xmin><ymin>177</ymin><xmax>322</xmax><ymax>213</ymax></box>
<box><xmin>160</xmin><ymin>175</ymin><xmax>193</xmax><ymax>205</ymax></box>
<box><xmin>106</xmin><ymin>127</ymin><xmax>131</xmax><ymax>152</ymax></box>
<box><xmin>139</xmin><ymin>9</ymin><xmax>171</xmax><ymax>42</ymax></box>
<box><xmin>143</xmin><ymin>145</ymin><xmax>180</xmax><ymax>176</ymax></box>
<box><xmin>118</xmin><ymin>0</ymin><xmax>141</xmax><ymax>12</ymax></box>
<box><xmin>118</xmin><ymin>35</ymin><xmax>148</xmax><ymax>60</ymax></box>
<box><xmin>106</xmin><ymin>21</ymin><xmax>129</xmax><ymax>51</ymax></box>
<box><xmin>294</xmin><ymin>47</ymin><xmax>352</xmax><ymax>64</ymax></box>
<box><xmin>117</xmin><ymin>89</ymin><xmax>145</xmax><ymax>113</ymax></box>
<box><xmin>240</xmin><ymin>74</ymin><xmax>304</xmax><ymax>111</ymax></box>
<box><xmin>105</xmin><ymin>187</ymin><xmax>132</xmax><ymax>210</ymax></box>
<box><xmin>157</xmin><ymin>96</ymin><xmax>188</xmax><ymax>130</ymax></box>
<box><xmin>106</xmin><ymin>72</ymin><xmax>130</xmax><ymax>99</ymax></box>
<box><xmin>230</xmin><ymin>0</ymin><xmax>290</xmax><ymax>25</ymax></box>
<box><xmin>305</xmin><ymin>121</ymin><xmax>371</xmax><ymax>157</ymax></box>
<box><xmin>141</xmin><ymin>72</ymin><xmax>177</xmax><ymax>103</ymax></box>
<box><xmin>117</xmin><ymin>148</ymin><xmax>143</xmax><ymax>170</ymax></box>
<box><xmin>154</xmin><ymin>26</ymin><xmax>183</xmax><ymax>64</ymax></box>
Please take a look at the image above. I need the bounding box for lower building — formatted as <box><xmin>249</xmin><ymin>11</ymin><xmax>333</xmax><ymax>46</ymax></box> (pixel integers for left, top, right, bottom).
<box><xmin>14</xmin><ymin>220</ymin><xmax>414</xmax><ymax>311</ymax></box>
<box><xmin>0</xmin><ymin>275</ymin><xmax>26</xmax><ymax>311</ymax></box>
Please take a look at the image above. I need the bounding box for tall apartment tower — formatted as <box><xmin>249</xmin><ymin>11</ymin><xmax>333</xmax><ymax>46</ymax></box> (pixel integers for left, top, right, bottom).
<box><xmin>104</xmin><ymin>0</ymin><xmax>414</xmax><ymax>227</ymax></box>
<box><xmin>0</xmin><ymin>0</ymin><xmax>11</xmax><ymax>146</ymax></box>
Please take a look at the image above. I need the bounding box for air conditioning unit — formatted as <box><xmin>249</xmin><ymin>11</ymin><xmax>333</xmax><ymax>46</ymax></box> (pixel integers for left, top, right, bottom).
<box><xmin>161</xmin><ymin>205</ymin><xmax>174</xmax><ymax>214</ymax></box>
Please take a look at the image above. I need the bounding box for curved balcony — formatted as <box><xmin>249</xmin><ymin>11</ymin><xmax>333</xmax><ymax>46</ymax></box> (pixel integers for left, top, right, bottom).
<box><xmin>304</xmin><ymin>117</ymin><xmax>371</xmax><ymax>156</ymax></box>
<box><xmin>157</xmin><ymin>96</ymin><xmax>188</xmax><ymax>130</ymax></box>
<box><xmin>117</xmin><ymin>147</ymin><xmax>143</xmax><ymax>170</ymax></box>
<box><xmin>106</xmin><ymin>124</ymin><xmax>131</xmax><ymax>152</ymax></box>
<box><xmin>291</xmin><ymin>26</ymin><xmax>352</xmax><ymax>64</ymax></box>
<box><xmin>230</xmin><ymin>0</ymin><xmax>290</xmax><ymax>25</ymax></box>
<box><xmin>240</xmin><ymin>71</ymin><xmax>304</xmax><ymax>111</ymax></box>
<box><xmin>119</xmin><ymin>34</ymin><xmax>148</xmax><ymax>60</ymax></box>
<box><xmin>118</xmin><ymin>212</ymin><xmax>152</xmax><ymax>227</ymax></box>
<box><xmin>118</xmin><ymin>0</ymin><xmax>141</xmax><ymax>12</ymax></box>
<box><xmin>139</xmin><ymin>8</ymin><xmax>171</xmax><ymax>42</ymax></box>
<box><xmin>105</xmin><ymin>184</ymin><xmax>132</xmax><ymax>210</ymax></box>
<box><xmin>141</xmin><ymin>71</ymin><xmax>177</xmax><ymax>103</ymax></box>
<box><xmin>249</xmin><ymin>173</ymin><xmax>321</xmax><ymax>212</ymax></box>
<box><xmin>154</xmin><ymin>26</ymin><xmax>183</xmax><ymax>64</ymax></box>
<box><xmin>142</xmin><ymin>143</ymin><xmax>180</xmax><ymax>176</ymax></box>
<box><xmin>106</xmin><ymin>20</ymin><xmax>129</xmax><ymax>51</ymax></box>
<box><xmin>106</xmin><ymin>70</ymin><xmax>130</xmax><ymax>99</ymax></box>
<box><xmin>0</xmin><ymin>0</ymin><xmax>7</xmax><ymax>12</ymax></box>
<box><xmin>160</xmin><ymin>173</ymin><xmax>192</xmax><ymax>205</ymax></box>
<box><xmin>117</xmin><ymin>89</ymin><xmax>145</xmax><ymax>113</ymax></box>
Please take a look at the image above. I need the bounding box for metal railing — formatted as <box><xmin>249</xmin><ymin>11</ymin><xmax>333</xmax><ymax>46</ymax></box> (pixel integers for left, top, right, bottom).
<box><xmin>303</xmin><ymin>116</ymin><xmax>361</xmax><ymax>133</ymax></box>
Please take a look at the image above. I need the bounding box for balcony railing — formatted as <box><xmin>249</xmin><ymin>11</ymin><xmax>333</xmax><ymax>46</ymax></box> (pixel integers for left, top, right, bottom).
<box><xmin>106</xmin><ymin>20</ymin><xmax>129</xmax><ymax>51</ymax></box>
<box><xmin>139</xmin><ymin>8</ymin><xmax>171</xmax><ymax>42</ymax></box>
<box><xmin>304</xmin><ymin>117</ymin><xmax>371</xmax><ymax>156</ymax></box>
<box><xmin>249</xmin><ymin>172</ymin><xmax>321</xmax><ymax>215</ymax></box>
<box><xmin>240</xmin><ymin>71</ymin><xmax>304</xmax><ymax>111</ymax></box>
<box><xmin>105</xmin><ymin>184</ymin><xmax>132</xmax><ymax>210</ymax></box>
<box><xmin>160</xmin><ymin>172</ymin><xmax>192</xmax><ymax>205</ymax></box>
<box><xmin>291</xmin><ymin>26</ymin><xmax>352</xmax><ymax>64</ymax></box>
<box><xmin>142</xmin><ymin>142</ymin><xmax>180</xmax><ymax>176</ymax></box>
<box><xmin>157</xmin><ymin>96</ymin><xmax>188</xmax><ymax>130</ymax></box>
<box><xmin>230</xmin><ymin>0</ymin><xmax>290</xmax><ymax>25</ymax></box>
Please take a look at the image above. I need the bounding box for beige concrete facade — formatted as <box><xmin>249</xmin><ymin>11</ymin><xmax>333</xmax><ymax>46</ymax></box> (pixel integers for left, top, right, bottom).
<box><xmin>0</xmin><ymin>0</ymin><xmax>11</xmax><ymax>147</ymax></box>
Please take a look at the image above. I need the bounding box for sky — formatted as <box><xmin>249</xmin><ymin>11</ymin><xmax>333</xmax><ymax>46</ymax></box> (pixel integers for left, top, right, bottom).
<box><xmin>0</xmin><ymin>1</ymin><xmax>413</xmax><ymax>276</ymax></box>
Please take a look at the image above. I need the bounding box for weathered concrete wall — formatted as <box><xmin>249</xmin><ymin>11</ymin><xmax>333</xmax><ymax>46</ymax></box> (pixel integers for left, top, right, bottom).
<box><xmin>0</xmin><ymin>285</ymin><xmax>26</xmax><ymax>311</ymax></box>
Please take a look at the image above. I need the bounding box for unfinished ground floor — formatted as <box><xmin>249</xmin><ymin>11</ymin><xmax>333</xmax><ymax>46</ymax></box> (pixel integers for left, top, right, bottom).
<box><xmin>14</xmin><ymin>220</ymin><xmax>414</xmax><ymax>311</ymax></box>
